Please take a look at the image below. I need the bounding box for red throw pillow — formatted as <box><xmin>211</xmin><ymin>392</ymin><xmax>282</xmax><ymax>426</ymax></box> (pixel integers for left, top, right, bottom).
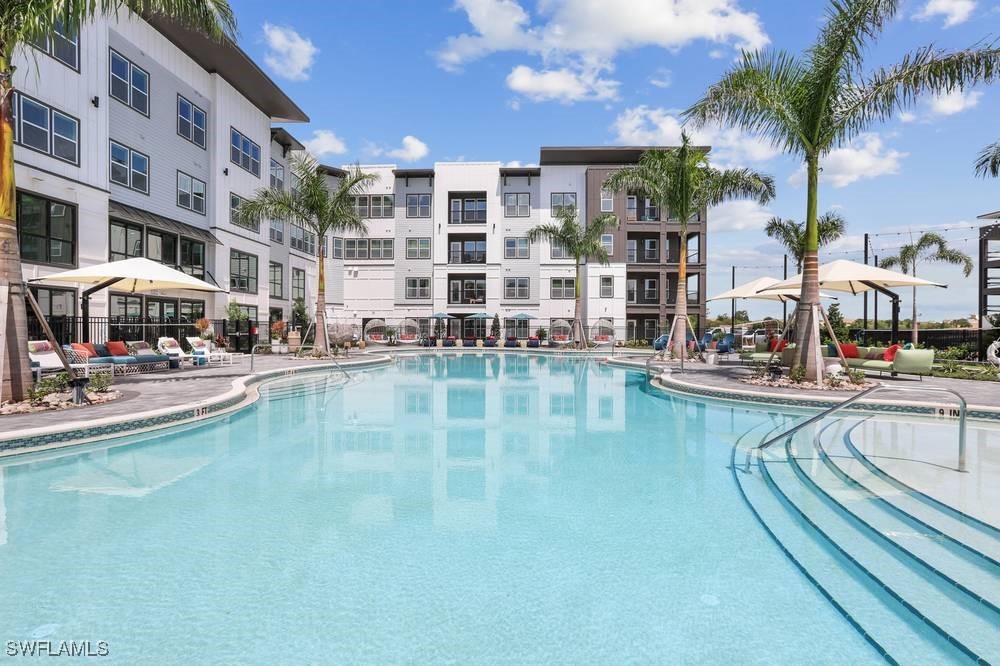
<box><xmin>106</xmin><ymin>340</ymin><xmax>129</xmax><ymax>356</ymax></box>
<box><xmin>70</xmin><ymin>343</ymin><xmax>92</xmax><ymax>359</ymax></box>
<box><xmin>82</xmin><ymin>342</ymin><xmax>98</xmax><ymax>357</ymax></box>
<box><xmin>839</xmin><ymin>343</ymin><xmax>859</xmax><ymax>359</ymax></box>
<box><xmin>768</xmin><ymin>339</ymin><xmax>788</xmax><ymax>352</ymax></box>
<box><xmin>883</xmin><ymin>344</ymin><xmax>902</xmax><ymax>362</ymax></box>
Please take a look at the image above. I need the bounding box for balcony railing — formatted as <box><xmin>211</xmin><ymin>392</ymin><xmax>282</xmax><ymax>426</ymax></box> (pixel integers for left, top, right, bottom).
<box><xmin>448</xmin><ymin>294</ymin><xmax>487</xmax><ymax>305</ymax></box>
<box><xmin>449</xmin><ymin>251</ymin><xmax>486</xmax><ymax>264</ymax></box>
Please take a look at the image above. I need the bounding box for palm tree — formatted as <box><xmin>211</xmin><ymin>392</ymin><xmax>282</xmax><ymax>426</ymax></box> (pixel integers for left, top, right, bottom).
<box><xmin>527</xmin><ymin>207</ymin><xmax>619</xmax><ymax>349</ymax></box>
<box><xmin>685</xmin><ymin>0</ymin><xmax>1000</xmax><ymax>380</ymax></box>
<box><xmin>602</xmin><ymin>134</ymin><xmax>775</xmax><ymax>358</ymax></box>
<box><xmin>239</xmin><ymin>155</ymin><xmax>375</xmax><ymax>355</ymax></box>
<box><xmin>0</xmin><ymin>1</ymin><xmax>236</xmax><ymax>403</ymax></box>
<box><xmin>880</xmin><ymin>232</ymin><xmax>972</xmax><ymax>345</ymax></box>
<box><xmin>975</xmin><ymin>140</ymin><xmax>1000</xmax><ymax>178</ymax></box>
<box><xmin>765</xmin><ymin>211</ymin><xmax>847</xmax><ymax>272</ymax></box>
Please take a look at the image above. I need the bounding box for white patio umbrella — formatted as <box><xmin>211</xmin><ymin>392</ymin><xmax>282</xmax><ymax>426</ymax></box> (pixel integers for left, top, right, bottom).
<box><xmin>758</xmin><ymin>259</ymin><xmax>944</xmax><ymax>295</ymax></box>
<box><xmin>707</xmin><ymin>276</ymin><xmax>838</xmax><ymax>303</ymax></box>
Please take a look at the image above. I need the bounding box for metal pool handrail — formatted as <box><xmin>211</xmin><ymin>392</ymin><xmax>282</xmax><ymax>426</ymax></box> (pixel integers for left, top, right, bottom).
<box><xmin>743</xmin><ymin>383</ymin><xmax>969</xmax><ymax>473</ymax></box>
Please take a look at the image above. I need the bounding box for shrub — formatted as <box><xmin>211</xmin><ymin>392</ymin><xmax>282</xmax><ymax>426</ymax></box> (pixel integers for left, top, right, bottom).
<box><xmin>27</xmin><ymin>372</ymin><xmax>70</xmax><ymax>404</ymax></box>
<box><xmin>848</xmin><ymin>369</ymin><xmax>866</xmax><ymax>385</ymax></box>
<box><xmin>937</xmin><ymin>344</ymin><xmax>974</xmax><ymax>362</ymax></box>
<box><xmin>535</xmin><ymin>327</ymin><xmax>548</xmax><ymax>341</ymax></box>
<box><xmin>789</xmin><ymin>366</ymin><xmax>807</xmax><ymax>384</ymax></box>
<box><xmin>750</xmin><ymin>361</ymin><xmax>768</xmax><ymax>379</ymax></box>
<box><xmin>88</xmin><ymin>373</ymin><xmax>113</xmax><ymax>393</ymax></box>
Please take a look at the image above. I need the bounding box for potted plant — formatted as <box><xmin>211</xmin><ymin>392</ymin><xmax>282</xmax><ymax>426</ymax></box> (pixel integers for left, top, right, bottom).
<box><xmin>271</xmin><ymin>320</ymin><xmax>287</xmax><ymax>353</ymax></box>
<box><xmin>195</xmin><ymin>317</ymin><xmax>214</xmax><ymax>344</ymax></box>
<box><xmin>386</xmin><ymin>326</ymin><xmax>397</xmax><ymax>346</ymax></box>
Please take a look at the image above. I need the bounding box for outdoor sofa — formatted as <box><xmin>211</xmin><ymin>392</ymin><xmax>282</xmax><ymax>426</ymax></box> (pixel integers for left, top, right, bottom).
<box><xmin>66</xmin><ymin>341</ymin><xmax>170</xmax><ymax>375</ymax></box>
<box><xmin>823</xmin><ymin>344</ymin><xmax>935</xmax><ymax>377</ymax></box>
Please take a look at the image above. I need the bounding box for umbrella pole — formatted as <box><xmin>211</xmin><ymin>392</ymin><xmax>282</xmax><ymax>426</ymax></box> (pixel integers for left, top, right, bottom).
<box><xmin>80</xmin><ymin>278</ymin><xmax>123</xmax><ymax>343</ymax></box>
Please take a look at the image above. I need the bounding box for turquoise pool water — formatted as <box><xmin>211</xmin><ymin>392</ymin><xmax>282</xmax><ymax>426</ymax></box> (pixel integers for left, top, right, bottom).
<box><xmin>0</xmin><ymin>354</ymin><xmax>885</xmax><ymax>663</ymax></box>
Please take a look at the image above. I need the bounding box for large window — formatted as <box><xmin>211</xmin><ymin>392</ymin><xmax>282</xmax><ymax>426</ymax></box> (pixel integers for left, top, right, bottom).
<box><xmin>550</xmin><ymin>242</ymin><xmax>569</xmax><ymax>259</ymax></box>
<box><xmin>600</xmin><ymin>233</ymin><xmax>614</xmax><ymax>255</ymax></box>
<box><xmin>177</xmin><ymin>95</ymin><xmax>207</xmax><ymax>148</ymax></box>
<box><xmin>345</xmin><ymin>238</ymin><xmax>369</xmax><ymax>259</ymax></box>
<box><xmin>289</xmin><ymin>224</ymin><xmax>315</xmax><ymax>254</ymax></box>
<box><xmin>332</xmin><ymin>237</ymin><xmax>343</xmax><ymax>258</ymax></box>
<box><xmin>109</xmin><ymin>220</ymin><xmax>142</xmax><ymax>262</ymax></box>
<box><xmin>230</xmin><ymin>250</ymin><xmax>258</xmax><ymax>293</ymax></box>
<box><xmin>450</xmin><ymin>196</ymin><xmax>486</xmax><ymax>223</ymax></box>
<box><xmin>230</xmin><ymin>193</ymin><xmax>258</xmax><ymax>232</ymax></box>
<box><xmin>269</xmin><ymin>159</ymin><xmax>285</xmax><ymax>190</ymax></box>
<box><xmin>109</xmin><ymin>49</ymin><xmax>148</xmax><ymax>115</ymax></box>
<box><xmin>146</xmin><ymin>229</ymin><xmax>177</xmax><ymax>266</ymax></box>
<box><xmin>449</xmin><ymin>278</ymin><xmax>486</xmax><ymax>304</ymax></box>
<box><xmin>367</xmin><ymin>195</ymin><xmax>394</xmax><ymax>218</ymax></box>
<box><xmin>176</xmin><ymin>171</ymin><xmax>206</xmax><ymax>214</ymax></box>
<box><xmin>405</xmin><ymin>277</ymin><xmax>430</xmax><ymax>299</ymax></box>
<box><xmin>230</xmin><ymin>127</ymin><xmax>261</xmax><ymax>177</ymax></box>
<box><xmin>600</xmin><ymin>275</ymin><xmax>614</xmax><ymax>298</ymax></box>
<box><xmin>11</xmin><ymin>92</ymin><xmax>78</xmax><ymax>165</ymax></box>
<box><xmin>504</xmin><ymin>318</ymin><xmax>530</xmax><ymax>339</ymax></box>
<box><xmin>180</xmin><ymin>300</ymin><xmax>205</xmax><ymax>322</ymax></box>
<box><xmin>269</xmin><ymin>220</ymin><xmax>284</xmax><ymax>244</ymax></box>
<box><xmin>110</xmin><ymin>141</ymin><xmax>148</xmax><ymax>193</ymax></box>
<box><xmin>350</xmin><ymin>195</ymin><xmax>369</xmax><ymax>219</ymax></box>
<box><xmin>644</xmin><ymin>278</ymin><xmax>658</xmax><ymax>301</ymax></box>
<box><xmin>180</xmin><ymin>238</ymin><xmax>204</xmax><ymax>279</ymax></box>
<box><xmin>643</xmin><ymin>238</ymin><xmax>658</xmax><ymax>261</ymax></box>
<box><xmin>504</xmin><ymin>237</ymin><xmax>529</xmax><ymax>259</ymax></box>
<box><xmin>504</xmin><ymin>193</ymin><xmax>529</xmax><ymax>217</ymax></box>
<box><xmin>406</xmin><ymin>193</ymin><xmax>431</xmax><ymax>218</ymax></box>
<box><xmin>291</xmin><ymin>268</ymin><xmax>306</xmax><ymax>301</ymax></box>
<box><xmin>30</xmin><ymin>286</ymin><xmax>76</xmax><ymax>317</ymax></box>
<box><xmin>16</xmin><ymin>192</ymin><xmax>75</xmax><ymax>267</ymax></box>
<box><xmin>269</xmin><ymin>262</ymin><xmax>283</xmax><ymax>298</ymax></box>
<box><xmin>370</xmin><ymin>238</ymin><xmax>394</xmax><ymax>259</ymax></box>
<box><xmin>406</xmin><ymin>238</ymin><xmax>431</xmax><ymax>259</ymax></box>
<box><xmin>550</xmin><ymin>277</ymin><xmax>575</xmax><ymax>299</ymax></box>
<box><xmin>504</xmin><ymin>277</ymin><xmax>529</xmax><ymax>300</ymax></box>
<box><xmin>31</xmin><ymin>19</ymin><xmax>78</xmax><ymax>69</ymax></box>
<box><xmin>600</xmin><ymin>188</ymin><xmax>614</xmax><ymax>212</ymax></box>
<box><xmin>550</xmin><ymin>192</ymin><xmax>577</xmax><ymax>216</ymax></box>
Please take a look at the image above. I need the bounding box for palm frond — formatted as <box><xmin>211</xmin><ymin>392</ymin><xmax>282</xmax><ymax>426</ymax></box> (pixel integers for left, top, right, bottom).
<box><xmin>764</xmin><ymin>217</ymin><xmax>805</xmax><ymax>264</ymax></box>
<box><xmin>237</xmin><ymin>186</ymin><xmax>304</xmax><ymax>226</ymax></box>
<box><xmin>702</xmin><ymin>167</ymin><xmax>776</xmax><ymax>206</ymax></box>
<box><xmin>975</xmin><ymin>140</ymin><xmax>1000</xmax><ymax>178</ymax></box>
<box><xmin>933</xmin><ymin>247</ymin><xmax>974</xmax><ymax>276</ymax></box>
<box><xmin>816</xmin><ymin>211</ymin><xmax>847</xmax><ymax>245</ymax></box>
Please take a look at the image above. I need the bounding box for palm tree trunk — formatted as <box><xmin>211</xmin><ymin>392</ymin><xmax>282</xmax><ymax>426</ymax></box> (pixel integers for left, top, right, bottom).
<box><xmin>314</xmin><ymin>237</ymin><xmax>330</xmax><ymax>356</ymax></box>
<box><xmin>673</xmin><ymin>231</ymin><xmax>689</xmax><ymax>358</ymax></box>
<box><xmin>0</xmin><ymin>60</ymin><xmax>32</xmax><ymax>403</ymax></box>
<box><xmin>573</xmin><ymin>262</ymin><xmax>586</xmax><ymax>349</ymax></box>
<box><xmin>793</xmin><ymin>153</ymin><xmax>823</xmax><ymax>382</ymax></box>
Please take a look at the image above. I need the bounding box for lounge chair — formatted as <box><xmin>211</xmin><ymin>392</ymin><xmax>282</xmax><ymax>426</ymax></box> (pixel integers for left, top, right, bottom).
<box><xmin>653</xmin><ymin>334</ymin><xmax>669</xmax><ymax>351</ymax></box>
<box><xmin>484</xmin><ymin>337</ymin><xmax>498</xmax><ymax>347</ymax></box>
<box><xmin>988</xmin><ymin>339</ymin><xmax>1000</xmax><ymax>368</ymax></box>
<box><xmin>462</xmin><ymin>337</ymin><xmax>477</xmax><ymax>347</ymax></box>
<box><xmin>186</xmin><ymin>337</ymin><xmax>234</xmax><ymax>366</ymax></box>
<box><xmin>716</xmin><ymin>334</ymin><xmax>736</xmax><ymax>354</ymax></box>
<box><xmin>443</xmin><ymin>336</ymin><xmax>456</xmax><ymax>348</ymax></box>
<box><xmin>158</xmin><ymin>337</ymin><xmax>195</xmax><ymax>367</ymax></box>
<box><xmin>527</xmin><ymin>337</ymin><xmax>540</xmax><ymax>348</ymax></box>
<box><xmin>504</xmin><ymin>336</ymin><xmax>518</xmax><ymax>348</ymax></box>
<box><xmin>422</xmin><ymin>336</ymin><xmax>437</xmax><ymax>347</ymax></box>
<box><xmin>28</xmin><ymin>340</ymin><xmax>108</xmax><ymax>381</ymax></box>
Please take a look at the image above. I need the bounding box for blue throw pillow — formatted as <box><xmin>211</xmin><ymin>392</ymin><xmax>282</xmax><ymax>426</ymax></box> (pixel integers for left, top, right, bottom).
<box><xmin>92</xmin><ymin>343</ymin><xmax>110</xmax><ymax>357</ymax></box>
<box><xmin>827</xmin><ymin>342</ymin><xmax>837</xmax><ymax>357</ymax></box>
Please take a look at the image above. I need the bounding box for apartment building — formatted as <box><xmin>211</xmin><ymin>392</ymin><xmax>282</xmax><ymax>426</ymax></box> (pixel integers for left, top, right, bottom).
<box><xmin>335</xmin><ymin>147</ymin><xmax>707</xmax><ymax>341</ymax></box>
<box><xmin>12</xmin><ymin>11</ymin><xmax>322</xmax><ymax>348</ymax></box>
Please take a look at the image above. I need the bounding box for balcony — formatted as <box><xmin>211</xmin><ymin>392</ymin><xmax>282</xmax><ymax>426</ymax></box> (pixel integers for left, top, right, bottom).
<box><xmin>448</xmin><ymin>235</ymin><xmax>487</xmax><ymax>265</ymax></box>
<box><xmin>625</xmin><ymin>195</ymin><xmax>660</xmax><ymax>223</ymax></box>
<box><xmin>626</xmin><ymin>235</ymin><xmax>660</xmax><ymax>264</ymax></box>
<box><xmin>448</xmin><ymin>274</ymin><xmax>486</xmax><ymax>305</ymax></box>
<box><xmin>449</xmin><ymin>193</ymin><xmax>487</xmax><ymax>224</ymax></box>
<box><xmin>449</xmin><ymin>250</ymin><xmax>486</xmax><ymax>264</ymax></box>
<box><xmin>626</xmin><ymin>274</ymin><xmax>661</xmax><ymax>306</ymax></box>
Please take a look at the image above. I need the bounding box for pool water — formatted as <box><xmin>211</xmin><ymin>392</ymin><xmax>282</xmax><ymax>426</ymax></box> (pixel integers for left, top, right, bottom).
<box><xmin>0</xmin><ymin>354</ymin><xmax>884</xmax><ymax>663</ymax></box>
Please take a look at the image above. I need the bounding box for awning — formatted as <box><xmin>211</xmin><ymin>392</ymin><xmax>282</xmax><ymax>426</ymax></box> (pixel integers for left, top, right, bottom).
<box><xmin>109</xmin><ymin>200</ymin><xmax>219</xmax><ymax>246</ymax></box>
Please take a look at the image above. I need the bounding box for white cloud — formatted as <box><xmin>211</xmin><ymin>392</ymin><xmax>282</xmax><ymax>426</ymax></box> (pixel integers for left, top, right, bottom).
<box><xmin>708</xmin><ymin>49</ymin><xmax>727</xmax><ymax>59</ymax></box>
<box><xmin>913</xmin><ymin>0</ymin><xmax>976</xmax><ymax>27</ymax></box>
<box><xmin>507</xmin><ymin>98</ymin><xmax>521</xmax><ymax>111</ymax></box>
<box><xmin>709</xmin><ymin>199</ymin><xmax>774</xmax><ymax>232</ymax></box>
<box><xmin>371</xmin><ymin>135</ymin><xmax>429</xmax><ymax>163</ymax></box>
<box><xmin>437</xmin><ymin>0</ymin><xmax>769</xmax><ymax>103</ymax></box>
<box><xmin>789</xmin><ymin>134</ymin><xmax>905</xmax><ymax>188</ymax></box>
<box><xmin>928</xmin><ymin>89</ymin><xmax>982</xmax><ymax>116</ymax></box>
<box><xmin>899</xmin><ymin>111</ymin><xmax>917</xmax><ymax>123</ymax></box>
<box><xmin>648</xmin><ymin>68</ymin><xmax>672</xmax><ymax>88</ymax></box>
<box><xmin>302</xmin><ymin>130</ymin><xmax>347</xmax><ymax>158</ymax></box>
<box><xmin>506</xmin><ymin>64</ymin><xmax>618</xmax><ymax>102</ymax></box>
<box><xmin>611</xmin><ymin>105</ymin><xmax>780</xmax><ymax>167</ymax></box>
<box><xmin>262</xmin><ymin>23</ymin><xmax>318</xmax><ymax>81</ymax></box>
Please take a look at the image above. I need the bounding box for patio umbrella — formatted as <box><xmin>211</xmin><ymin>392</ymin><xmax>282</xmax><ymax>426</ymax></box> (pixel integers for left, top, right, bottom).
<box><xmin>429</xmin><ymin>312</ymin><xmax>454</xmax><ymax>319</ymax></box>
<box><xmin>707</xmin><ymin>276</ymin><xmax>837</xmax><ymax>303</ymax></box>
<box><xmin>466</xmin><ymin>312</ymin><xmax>491</xmax><ymax>319</ymax></box>
<box><xmin>508</xmin><ymin>313</ymin><xmax>534</xmax><ymax>320</ymax></box>
<box><xmin>759</xmin><ymin>259</ymin><xmax>944</xmax><ymax>295</ymax></box>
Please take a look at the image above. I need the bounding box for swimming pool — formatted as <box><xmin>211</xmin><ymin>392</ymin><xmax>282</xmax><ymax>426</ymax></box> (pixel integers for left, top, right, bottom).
<box><xmin>0</xmin><ymin>354</ymin><xmax>994</xmax><ymax>663</ymax></box>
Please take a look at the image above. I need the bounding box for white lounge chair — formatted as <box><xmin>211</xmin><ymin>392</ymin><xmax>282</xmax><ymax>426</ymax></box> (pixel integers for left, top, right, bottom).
<box><xmin>158</xmin><ymin>337</ymin><xmax>195</xmax><ymax>367</ymax></box>
<box><xmin>988</xmin><ymin>339</ymin><xmax>1000</xmax><ymax>369</ymax></box>
<box><xmin>186</xmin><ymin>337</ymin><xmax>234</xmax><ymax>366</ymax></box>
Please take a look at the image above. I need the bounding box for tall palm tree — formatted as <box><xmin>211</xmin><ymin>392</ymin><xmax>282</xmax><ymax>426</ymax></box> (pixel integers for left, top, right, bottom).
<box><xmin>0</xmin><ymin>1</ymin><xmax>236</xmax><ymax>402</ymax></box>
<box><xmin>602</xmin><ymin>134</ymin><xmax>775</xmax><ymax>358</ymax></box>
<box><xmin>975</xmin><ymin>140</ymin><xmax>1000</xmax><ymax>178</ymax></box>
<box><xmin>685</xmin><ymin>0</ymin><xmax>1000</xmax><ymax>380</ymax></box>
<box><xmin>527</xmin><ymin>207</ymin><xmax>619</xmax><ymax>349</ymax></box>
<box><xmin>239</xmin><ymin>155</ymin><xmax>375</xmax><ymax>355</ymax></box>
<box><xmin>880</xmin><ymin>232</ymin><xmax>972</xmax><ymax>345</ymax></box>
<box><xmin>765</xmin><ymin>211</ymin><xmax>847</xmax><ymax>272</ymax></box>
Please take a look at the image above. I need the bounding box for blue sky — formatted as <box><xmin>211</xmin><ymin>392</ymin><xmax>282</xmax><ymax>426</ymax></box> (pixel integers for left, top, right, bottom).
<box><xmin>231</xmin><ymin>0</ymin><xmax>999</xmax><ymax>323</ymax></box>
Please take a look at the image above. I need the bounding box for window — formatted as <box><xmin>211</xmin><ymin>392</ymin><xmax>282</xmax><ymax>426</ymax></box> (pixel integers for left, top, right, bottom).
<box><xmin>600</xmin><ymin>233</ymin><xmax>614</xmax><ymax>255</ymax></box>
<box><xmin>504</xmin><ymin>277</ymin><xmax>529</xmax><ymax>299</ymax></box>
<box><xmin>450</xmin><ymin>196</ymin><xmax>486</xmax><ymax>223</ymax></box>
<box><xmin>600</xmin><ymin>275</ymin><xmax>614</xmax><ymax>298</ymax></box>
<box><xmin>345</xmin><ymin>238</ymin><xmax>369</xmax><ymax>259</ymax></box>
<box><xmin>31</xmin><ymin>19</ymin><xmax>78</xmax><ymax>69</ymax></box>
<box><xmin>16</xmin><ymin>192</ymin><xmax>75</xmax><ymax>267</ymax></box>
<box><xmin>109</xmin><ymin>141</ymin><xmax>148</xmax><ymax>193</ymax></box>
<box><xmin>11</xmin><ymin>93</ymin><xmax>79</xmax><ymax>165</ymax></box>
<box><xmin>551</xmin><ymin>192</ymin><xmax>577</xmax><ymax>216</ymax></box>
<box><xmin>449</xmin><ymin>239</ymin><xmax>486</xmax><ymax>264</ymax></box>
<box><xmin>504</xmin><ymin>318</ymin><xmax>530</xmax><ymax>339</ymax></box>
<box><xmin>626</xmin><ymin>239</ymin><xmax>637</xmax><ymax>263</ymax></box>
<box><xmin>626</xmin><ymin>195</ymin><xmax>637</xmax><ymax>221</ymax></box>
<box><xmin>146</xmin><ymin>229</ymin><xmax>177</xmax><ymax>266</ymax></box>
<box><xmin>550</xmin><ymin>277</ymin><xmax>575</xmax><ymax>299</ymax></box>
<box><xmin>351</xmin><ymin>195</ymin><xmax>369</xmax><ymax>219</ymax></box>
<box><xmin>228</xmin><ymin>193</ymin><xmax>258</xmax><ymax>231</ymax></box>
<box><xmin>230</xmin><ymin>128</ymin><xmax>261</xmax><ymax>177</ymax></box>
<box><xmin>109</xmin><ymin>220</ymin><xmax>142</xmax><ymax>261</ymax></box>
<box><xmin>406</xmin><ymin>193</ymin><xmax>431</xmax><ymax>218</ymax></box>
<box><xmin>269</xmin><ymin>262</ymin><xmax>283</xmax><ymax>298</ymax></box>
<box><xmin>180</xmin><ymin>238</ymin><xmax>204</xmax><ymax>279</ymax></box>
<box><xmin>406</xmin><ymin>238</ymin><xmax>431</xmax><ymax>259</ymax></box>
<box><xmin>269</xmin><ymin>220</ymin><xmax>284</xmax><ymax>243</ymax></box>
<box><xmin>30</xmin><ymin>286</ymin><xmax>76</xmax><ymax>318</ymax></box>
<box><xmin>291</xmin><ymin>268</ymin><xmax>306</xmax><ymax>301</ymax></box>
<box><xmin>406</xmin><ymin>277</ymin><xmax>431</xmax><ymax>299</ymax></box>
<box><xmin>644</xmin><ymin>278</ymin><xmax>658</xmax><ymax>301</ymax></box>
<box><xmin>290</xmin><ymin>224</ymin><xmax>315</xmax><ymax>254</ymax></box>
<box><xmin>176</xmin><ymin>171</ymin><xmax>206</xmax><ymax>214</ymax></box>
<box><xmin>369</xmin><ymin>195</ymin><xmax>395</xmax><ymax>218</ymax></box>
<box><xmin>627</xmin><ymin>279</ymin><xmax>637</xmax><ymax>303</ymax></box>
<box><xmin>449</xmin><ymin>278</ymin><xmax>486</xmax><ymax>304</ymax></box>
<box><xmin>640</xmin><ymin>198</ymin><xmax>659</xmax><ymax>222</ymax></box>
<box><xmin>643</xmin><ymin>238</ymin><xmax>658</xmax><ymax>261</ymax></box>
<box><xmin>230</xmin><ymin>250</ymin><xmax>258</xmax><ymax>293</ymax></box>
<box><xmin>601</xmin><ymin>188</ymin><xmax>614</xmax><ymax>212</ymax></box>
<box><xmin>504</xmin><ymin>237</ymin><xmax>529</xmax><ymax>259</ymax></box>
<box><xmin>370</xmin><ymin>239</ymin><xmax>394</xmax><ymax>259</ymax></box>
<box><xmin>550</xmin><ymin>242</ymin><xmax>568</xmax><ymax>259</ymax></box>
<box><xmin>504</xmin><ymin>193</ymin><xmax>530</xmax><ymax>217</ymax></box>
<box><xmin>644</xmin><ymin>319</ymin><xmax>659</xmax><ymax>340</ymax></box>
<box><xmin>332</xmin><ymin>237</ymin><xmax>343</xmax><ymax>258</ymax></box>
<box><xmin>109</xmin><ymin>49</ymin><xmax>148</xmax><ymax>115</ymax></box>
<box><xmin>180</xmin><ymin>300</ymin><xmax>205</xmax><ymax>323</ymax></box>
<box><xmin>269</xmin><ymin>159</ymin><xmax>284</xmax><ymax>190</ymax></box>
<box><xmin>177</xmin><ymin>95</ymin><xmax>206</xmax><ymax>148</ymax></box>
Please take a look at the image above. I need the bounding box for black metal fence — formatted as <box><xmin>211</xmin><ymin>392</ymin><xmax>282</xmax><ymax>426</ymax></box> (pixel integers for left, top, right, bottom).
<box><xmin>27</xmin><ymin>315</ymin><xmax>264</xmax><ymax>353</ymax></box>
<box><xmin>851</xmin><ymin>327</ymin><xmax>998</xmax><ymax>359</ymax></box>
